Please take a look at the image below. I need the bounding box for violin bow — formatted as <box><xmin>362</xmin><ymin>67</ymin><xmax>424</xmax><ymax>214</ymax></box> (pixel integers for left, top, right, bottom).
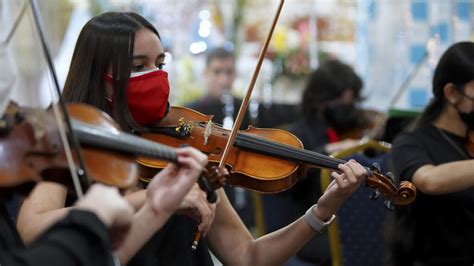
<box><xmin>28</xmin><ymin>0</ymin><xmax>91</xmax><ymax>198</ymax></box>
<box><xmin>191</xmin><ymin>0</ymin><xmax>285</xmax><ymax>250</ymax></box>
<box><xmin>218</xmin><ymin>0</ymin><xmax>285</xmax><ymax>169</ymax></box>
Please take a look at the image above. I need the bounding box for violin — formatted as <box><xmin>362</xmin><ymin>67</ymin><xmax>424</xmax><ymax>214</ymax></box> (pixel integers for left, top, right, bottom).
<box><xmin>138</xmin><ymin>106</ymin><xmax>417</xmax><ymax>206</ymax></box>
<box><xmin>0</xmin><ymin>102</ymin><xmax>220</xmax><ymax>196</ymax></box>
<box><xmin>0</xmin><ymin>1</ymin><xmax>222</xmax><ymax>201</ymax></box>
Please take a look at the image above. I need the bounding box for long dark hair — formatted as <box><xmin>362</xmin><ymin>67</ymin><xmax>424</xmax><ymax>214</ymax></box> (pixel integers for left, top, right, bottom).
<box><xmin>301</xmin><ymin>59</ymin><xmax>363</xmax><ymax>122</ymax></box>
<box><xmin>417</xmin><ymin>41</ymin><xmax>474</xmax><ymax>126</ymax></box>
<box><xmin>62</xmin><ymin>12</ymin><xmax>160</xmax><ymax>132</ymax></box>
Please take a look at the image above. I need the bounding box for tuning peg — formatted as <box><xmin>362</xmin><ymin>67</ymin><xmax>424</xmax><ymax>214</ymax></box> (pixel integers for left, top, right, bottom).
<box><xmin>370</xmin><ymin>162</ymin><xmax>381</xmax><ymax>173</ymax></box>
<box><xmin>369</xmin><ymin>189</ymin><xmax>380</xmax><ymax>200</ymax></box>
<box><xmin>386</xmin><ymin>172</ymin><xmax>396</xmax><ymax>183</ymax></box>
<box><xmin>384</xmin><ymin>200</ymin><xmax>395</xmax><ymax>210</ymax></box>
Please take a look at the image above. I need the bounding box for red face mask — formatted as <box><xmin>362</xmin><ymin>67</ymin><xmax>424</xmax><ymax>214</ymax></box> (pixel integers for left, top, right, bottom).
<box><xmin>105</xmin><ymin>69</ymin><xmax>170</xmax><ymax>126</ymax></box>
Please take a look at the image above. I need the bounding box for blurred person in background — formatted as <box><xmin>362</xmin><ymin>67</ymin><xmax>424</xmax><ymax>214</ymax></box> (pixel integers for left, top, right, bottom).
<box><xmin>386</xmin><ymin>41</ymin><xmax>474</xmax><ymax>266</ymax></box>
<box><xmin>264</xmin><ymin>59</ymin><xmax>366</xmax><ymax>266</ymax></box>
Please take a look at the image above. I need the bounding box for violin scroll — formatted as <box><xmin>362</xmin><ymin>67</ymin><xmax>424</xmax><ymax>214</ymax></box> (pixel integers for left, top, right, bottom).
<box><xmin>396</xmin><ymin>180</ymin><xmax>418</xmax><ymax>205</ymax></box>
<box><xmin>365</xmin><ymin>163</ymin><xmax>416</xmax><ymax>206</ymax></box>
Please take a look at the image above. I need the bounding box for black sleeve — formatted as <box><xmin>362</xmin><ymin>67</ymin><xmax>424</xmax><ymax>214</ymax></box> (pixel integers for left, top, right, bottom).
<box><xmin>0</xmin><ymin>210</ymin><xmax>115</xmax><ymax>266</ymax></box>
<box><xmin>391</xmin><ymin>132</ymin><xmax>434</xmax><ymax>182</ymax></box>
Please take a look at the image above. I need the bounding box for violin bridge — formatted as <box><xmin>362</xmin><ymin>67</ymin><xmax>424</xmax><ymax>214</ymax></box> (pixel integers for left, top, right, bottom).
<box><xmin>203</xmin><ymin>120</ymin><xmax>213</xmax><ymax>145</ymax></box>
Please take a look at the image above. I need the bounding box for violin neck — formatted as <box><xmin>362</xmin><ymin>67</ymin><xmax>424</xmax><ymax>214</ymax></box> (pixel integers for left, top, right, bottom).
<box><xmin>235</xmin><ymin>133</ymin><xmax>346</xmax><ymax>171</ymax></box>
<box><xmin>71</xmin><ymin>120</ymin><xmax>177</xmax><ymax>162</ymax></box>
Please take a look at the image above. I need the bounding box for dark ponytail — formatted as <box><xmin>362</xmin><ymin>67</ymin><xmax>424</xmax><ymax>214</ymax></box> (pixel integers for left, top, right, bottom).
<box><xmin>417</xmin><ymin>97</ymin><xmax>444</xmax><ymax>126</ymax></box>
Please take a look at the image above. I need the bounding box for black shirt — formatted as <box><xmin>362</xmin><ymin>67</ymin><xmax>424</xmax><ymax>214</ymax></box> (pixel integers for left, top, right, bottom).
<box><xmin>391</xmin><ymin>125</ymin><xmax>474</xmax><ymax>266</ymax></box>
<box><xmin>186</xmin><ymin>96</ymin><xmax>251</xmax><ymax>130</ymax></box>
<box><xmin>262</xmin><ymin>117</ymin><xmax>331</xmax><ymax>266</ymax></box>
<box><xmin>0</xmin><ymin>202</ymin><xmax>115</xmax><ymax>266</ymax></box>
<box><xmin>128</xmin><ymin>215</ymin><xmax>213</xmax><ymax>266</ymax></box>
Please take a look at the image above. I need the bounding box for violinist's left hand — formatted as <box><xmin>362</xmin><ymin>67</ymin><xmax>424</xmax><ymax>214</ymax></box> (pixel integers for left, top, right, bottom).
<box><xmin>314</xmin><ymin>159</ymin><xmax>366</xmax><ymax>220</ymax></box>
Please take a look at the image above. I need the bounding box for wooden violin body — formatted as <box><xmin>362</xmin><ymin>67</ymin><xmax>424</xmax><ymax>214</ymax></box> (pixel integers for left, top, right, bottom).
<box><xmin>139</xmin><ymin>106</ymin><xmax>305</xmax><ymax>193</ymax></box>
<box><xmin>0</xmin><ymin>103</ymin><xmax>181</xmax><ymax>193</ymax></box>
<box><xmin>138</xmin><ymin>106</ymin><xmax>417</xmax><ymax>205</ymax></box>
<box><xmin>0</xmin><ymin>103</ymin><xmax>138</xmax><ymax>192</ymax></box>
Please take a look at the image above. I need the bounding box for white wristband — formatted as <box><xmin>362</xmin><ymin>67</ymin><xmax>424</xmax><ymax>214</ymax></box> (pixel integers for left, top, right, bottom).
<box><xmin>304</xmin><ymin>204</ymin><xmax>336</xmax><ymax>233</ymax></box>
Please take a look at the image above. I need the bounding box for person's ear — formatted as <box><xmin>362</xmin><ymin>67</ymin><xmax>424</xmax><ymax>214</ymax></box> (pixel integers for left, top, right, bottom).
<box><xmin>341</xmin><ymin>89</ymin><xmax>354</xmax><ymax>104</ymax></box>
<box><xmin>443</xmin><ymin>83</ymin><xmax>461</xmax><ymax>105</ymax></box>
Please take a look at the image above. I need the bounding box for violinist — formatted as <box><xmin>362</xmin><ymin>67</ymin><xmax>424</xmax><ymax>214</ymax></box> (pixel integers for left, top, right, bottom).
<box><xmin>266</xmin><ymin>58</ymin><xmax>365</xmax><ymax>265</ymax></box>
<box><xmin>13</xmin><ymin>11</ymin><xmax>371</xmax><ymax>265</ymax></box>
<box><xmin>13</xmin><ymin>12</ymin><xmax>209</xmax><ymax>261</ymax></box>
<box><xmin>386</xmin><ymin>42</ymin><xmax>474</xmax><ymax>266</ymax></box>
<box><xmin>0</xmin><ymin>75</ymin><xmax>135</xmax><ymax>264</ymax></box>
<box><xmin>1</xmin><ymin>84</ymin><xmax>205</xmax><ymax>265</ymax></box>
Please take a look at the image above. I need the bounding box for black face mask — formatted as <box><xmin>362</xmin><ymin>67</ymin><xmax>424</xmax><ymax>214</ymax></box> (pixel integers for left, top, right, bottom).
<box><xmin>323</xmin><ymin>103</ymin><xmax>362</xmax><ymax>132</ymax></box>
<box><xmin>458</xmin><ymin>92</ymin><xmax>474</xmax><ymax>129</ymax></box>
<box><xmin>458</xmin><ymin>111</ymin><xmax>474</xmax><ymax>129</ymax></box>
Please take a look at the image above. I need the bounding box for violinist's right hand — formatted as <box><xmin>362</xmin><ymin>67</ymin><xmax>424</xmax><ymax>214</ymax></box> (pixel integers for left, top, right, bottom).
<box><xmin>75</xmin><ymin>183</ymin><xmax>134</xmax><ymax>249</ymax></box>
<box><xmin>176</xmin><ymin>183</ymin><xmax>218</xmax><ymax>237</ymax></box>
<box><xmin>148</xmin><ymin>146</ymin><xmax>216</xmax><ymax>236</ymax></box>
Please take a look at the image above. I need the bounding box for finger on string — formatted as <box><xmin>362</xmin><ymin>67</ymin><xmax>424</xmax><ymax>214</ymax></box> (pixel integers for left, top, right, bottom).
<box><xmin>336</xmin><ymin>164</ymin><xmax>352</xmax><ymax>182</ymax></box>
<box><xmin>177</xmin><ymin>156</ymin><xmax>204</xmax><ymax>177</ymax></box>
<box><xmin>341</xmin><ymin>162</ymin><xmax>358</xmax><ymax>183</ymax></box>
<box><xmin>177</xmin><ymin>146</ymin><xmax>208</xmax><ymax>166</ymax></box>
<box><xmin>331</xmin><ymin>170</ymin><xmax>345</xmax><ymax>188</ymax></box>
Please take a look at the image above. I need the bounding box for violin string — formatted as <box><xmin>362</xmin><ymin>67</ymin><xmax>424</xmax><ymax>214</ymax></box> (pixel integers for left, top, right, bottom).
<box><xmin>235</xmin><ymin>132</ymin><xmax>345</xmax><ymax>169</ymax></box>
<box><xmin>30</xmin><ymin>0</ymin><xmax>90</xmax><ymax>197</ymax></box>
<box><xmin>234</xmin><ymin>130</ymin><xmax>341</xmax><ymax>166</ymax></box>
<box><xmin>191</xmin><ymin>120</ymin><xmax>345</xmax><ymax>168</ymax></box>
<box><xmin>193</xmin><ymin>120</ymin><xmax>345</xmax><ymax>168</ymax></box>
<box><xmin>236</xmin><ymin>135</ymin><xmax>375</xmax><ymax>178</ymax></box>
<box><xmin>73</xmin><ymin>120</ymin><xmax>178</xmax><ymax>162</ymax></box>
<box><xmin>197</xmin><ymin>122</ymin><xmax>377</xmax><ymax>176</ymax></box>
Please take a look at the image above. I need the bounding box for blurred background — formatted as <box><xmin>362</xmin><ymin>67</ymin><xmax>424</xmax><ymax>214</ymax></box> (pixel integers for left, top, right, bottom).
<box><xmin>2</xmin><ymin>0</ymin><xmax>473</xmax><ymax>112</ymax></box>
<box><xmin>1</xmin><ymin>1</ymin><xmax>473</xmax><ymax>265</ymax></box>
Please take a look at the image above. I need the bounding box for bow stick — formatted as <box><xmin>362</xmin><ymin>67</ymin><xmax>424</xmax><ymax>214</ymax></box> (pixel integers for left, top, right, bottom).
<box><xmin>191</xmin><ymin>0</ymin><xmax>285</xmax><ymax>251</ymax></box>
<box><xmin>218</xmin><ymin>0</ymin><xmax>284</xmax><ymax>169</ymax></box>
<box><xmin>29</xmin><ymin>0</ymin><xmax>91</xmax><ymax>198</ymax></box>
